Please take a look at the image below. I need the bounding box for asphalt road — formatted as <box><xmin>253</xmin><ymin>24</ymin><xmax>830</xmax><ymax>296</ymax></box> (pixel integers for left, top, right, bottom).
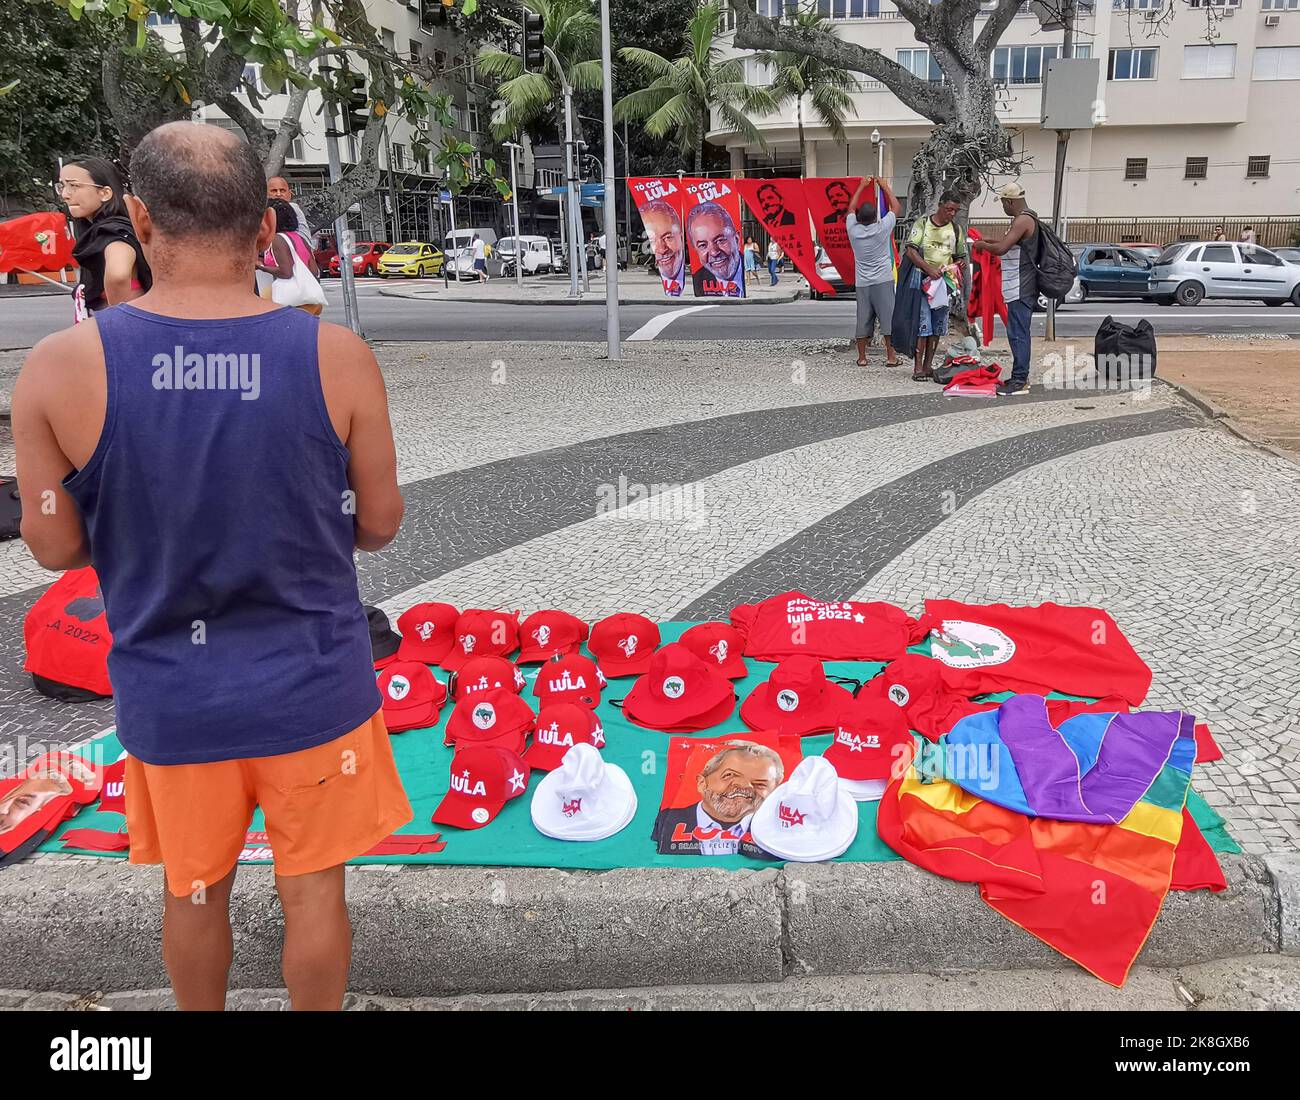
<box><xmin>3</xmin><ymin>282</ymin><xmax>1298</xmax><ymax>350</ymax></box>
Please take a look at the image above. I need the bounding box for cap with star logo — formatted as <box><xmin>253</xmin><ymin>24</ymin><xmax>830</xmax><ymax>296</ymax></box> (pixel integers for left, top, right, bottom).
<box><xmin>444</xmin><ymin>687</ymin><xmax>536</xmax><ymax>753</ymax></box>
<box><xmin>530</xmin><ymin>743</ymin><xmax>637</xmax><ymax>841</ymax></box>
<box><xmin>678</xmin><ymin>621</ymin><xmax>748</xmax><ymax>680</ymax></box>
<box><xmin>740</xmin><ymin>655</ymin><xmax>855</xmax><ymax>737</ymax></box>
<box><xmin>588</xmin><ymin>613</ymin><xmax>661</xmax><ymax>678</ymax></box>
<box><xmin>532</xmin><ymin>653</ymin><xmax>606</xmax><ymax>710</ymax></box>
<box><xmin>822</xmin><ymin>695</ymin><xmax>915</xmax><ymax>801</ymax></box>
<box><xmin>432</xmin><ymin>744</ymin><xmax>531</xmax><ymax>830</ymax></box>
<box><xmin>440</xmin><ymin>609</ymin><xmax>521</xmax><ymax>672</ymax></box>
<box><xmin>516</xmin><ymin>609</ymin><xmax>590</xmax><ymax>664</ymax></box>
<box><xmin>377</xmin><ymin>660</ymin><xmax>447</xmax><ymax>733</ymax></box>
<box><xmin>523</xmin><ymin>702</ymin><xmax>607</xmax><ymax>771</ymax></box>
<box><xmin>750</xmin><ymin>756</ymin><xmax>858</xmax><ymax>862</ymax></box>
<box><xmin>396</xmin><ymin>602</ymin><xmax>460</xmax><ymax>664</ymax></box>
<box><xmin>449</xmin><ymin>655</ymin><xmax>526</xmax><ymax>702</ymax></box>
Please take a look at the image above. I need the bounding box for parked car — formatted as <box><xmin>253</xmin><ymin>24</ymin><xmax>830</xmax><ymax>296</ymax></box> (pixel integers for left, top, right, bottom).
<box><xmin>376</xmin><ymin>241</ymin><xmax>444</xmax><ymax>278</ymax></box>
<box><xmin>312</xmin><ymin>235</ymin><xmax>337</xmax><ymax>272</ymax></box>
<box><xmin>809</xmin><ymin>245</ymin><xmax>851</xmax><ymax>299</ymax></box>
<box><xmin>1275</xmin><ymin>247</ymin><xmax>1300</xmax><ymax>265</ymax></box>
<box><xmin>329</xmin><ymin>241</ymin><xmax>389</xmax><ymax>278</ymax></box>
<box><xmin>1148</xmin><ymin>241</ymin><xmax>1300</xmax><ymax>306</ymax></box>
<box><xmin>494</xmin><ymin>235</ymin><xmax>557</xmax><ymax>275</ymax></box>
<box><xmin>1069</xmin><ymin>243</ymin><xmax>1157</xmax><ymax>303</ymax></box>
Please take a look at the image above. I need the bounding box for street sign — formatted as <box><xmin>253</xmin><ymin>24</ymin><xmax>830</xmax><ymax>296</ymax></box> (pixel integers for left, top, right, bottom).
<box><xmin>439</xmin><ymin>190</ymin><xmax>452</xmax><ymax>203</ymax></box>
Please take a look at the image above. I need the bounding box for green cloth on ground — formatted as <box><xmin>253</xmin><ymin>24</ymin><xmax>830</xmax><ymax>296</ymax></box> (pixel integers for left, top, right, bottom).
<box><xmin>41</xmin><ymin>622</ymin><xmax>1239</xmax><ymax>868</ymax></box>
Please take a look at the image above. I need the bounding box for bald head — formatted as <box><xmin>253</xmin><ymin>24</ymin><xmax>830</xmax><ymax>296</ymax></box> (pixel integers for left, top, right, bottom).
<box><xmin>267</xmin><ymin>176</ymin><xmax>293</xmax><ymax>201</ymax></box>
<box><xmin>129</xmin><ymin>122</ymin><xmax>268</xmax><ymax>245</ymax></box>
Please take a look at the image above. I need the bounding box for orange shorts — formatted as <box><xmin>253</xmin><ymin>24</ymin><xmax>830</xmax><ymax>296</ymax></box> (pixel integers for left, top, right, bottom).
<box><xmin>125</xmin><ymin>709</ymin><xmax>413</xmax><ymax>898</ymax></box>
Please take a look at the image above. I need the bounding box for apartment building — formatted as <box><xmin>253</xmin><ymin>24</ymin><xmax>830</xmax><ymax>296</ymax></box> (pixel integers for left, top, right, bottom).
<box><xmin>715</xmin><ymin>1</ymin><xmax>1300</xmax><ymax>224</ymax></box>
<box><xmin>146</xmin><ymin>1</ymin><xmax>498</xmax><ymax>242</ymax></box>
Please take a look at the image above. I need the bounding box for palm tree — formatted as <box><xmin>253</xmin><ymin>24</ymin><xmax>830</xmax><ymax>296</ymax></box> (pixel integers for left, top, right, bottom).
<box><xmin>476</xmin><ymin>0</ymin><xmax>603</xmax><ymax>141</ymax></box>
<box><xmin>615</xmin><ymin>1</ymin><xmax>778</xmax><ymax>174</ymax></box>
<box><xmin>757</xmin><ymin>8</ymin><xmax>857</xmax><ymax>176</ymax></box>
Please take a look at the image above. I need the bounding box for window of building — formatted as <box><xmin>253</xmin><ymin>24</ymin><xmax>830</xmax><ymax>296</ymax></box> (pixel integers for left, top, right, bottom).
<box><xmin>1125</xmin><ymin>157</ymin><xmax>1148</xmax><ymax>180</ymax></box>
<box><xmin>392</xmin><ymin>144</ymin><xmax>406</xmax><ymax>169</ymax></box>
<box><xmin>1112</xmin><ymin>0</ymin><xmax>1161</xmax><ymax>8</ymax></box>
<box><xmin>745</xmin><ymin>57</ymin><xmax>776</xmax><ymax>85</ymax></box>
<box><xmin>434</xmin><ymin>50</ymin><xmax>447</xmax><ymax>72</ymax></box>
<box><xmin>1187</xmin><ymin>0</ymin><xmax>1239</xmax><ymax>7</ymax></box>
<box><xmin>471</xmin><ymin>151</ymin><xmax>483</xmax><ymax>178</ymax></box>
<box><xmin>897</xmin><ymin>48</ymin><xmax>944</xmax><ymax>82</ymax></box>
<box><xmin>992</xmin><ymin>45</ymin><xmax>1061</xmax><ymax>85</ymax></box>
<box><xmin>290</xmin><ymin>138</ymin><xmax>305</xmax><ymax>161</ymax></box>
<box><xmin>1108</xmin><ymin>48</ymin><xmax>1158</xmax><ymax>80</ymax></box>
<box><xmin>1262</xmin><ymin>0</ymin><xmax>1300</xmax><ymax>8</ymax></box>
<box><xmin>1184</xmin><ymin>157</ymin><xmax>1208</xmax><ymax>179</ymax></box>
<box><xmin>410</xmin><ymin>40</ymin><xmax>422</xmax><ymax>59</ymax></box>
<box><xmin>1254</xmin><ymin>47</ymin><xmax>1300</xmax><ymax>81</ymax></box>
<box><xmin>816</xmin><ymin>0</ymin><xmax>884</xmax><ymax>14</ymax></box>
<box><xmin>1183</xmin><ymin>44</ymin><xmax>1236</xmax><ymax>79</ymax></box>
<box><xmin>145</xmin><ymin>11</ymin><xmax>179</xmax><ymax>24</ymax></box>
<box><xmin>467</xmin><ymin>102</ymin><xmax>481</xmax><ymax>132</ymax></box>
<box><xmin>1246</xmin><ymin>155</ymin><xmax>1270</xmax><ymax>178</ymax></box>
<box><xmin>242</xmin><ymin>63</ymin><xmax>263</xmax><ymax>94</ymax></box>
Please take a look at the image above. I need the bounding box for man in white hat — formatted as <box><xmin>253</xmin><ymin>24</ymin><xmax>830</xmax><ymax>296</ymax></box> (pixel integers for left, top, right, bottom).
<box><xmin>971</xmin><ymin>182</ymin><xmax>1038</xmax><ymax>396</ymax></box>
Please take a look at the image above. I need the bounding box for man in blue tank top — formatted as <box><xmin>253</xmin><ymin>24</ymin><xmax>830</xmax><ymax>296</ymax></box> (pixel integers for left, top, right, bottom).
<box><xmin>12</xmin><ymin>123</ymin><xmax>412</xmax><ymax>1010</ymax></box>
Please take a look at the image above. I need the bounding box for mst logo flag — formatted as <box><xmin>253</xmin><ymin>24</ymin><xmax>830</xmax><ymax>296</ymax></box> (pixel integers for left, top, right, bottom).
<box><xmin>628</xmin><ymin>177</ymin><xmax>687</xmax><ymax>298</ymax></box>
<box><xmin>735</xmin><ymin>177</ymin><xmax>836</xmax><ymax>297</ymax></box>
<box><xmin>0</xmin><ymin>211</ymin><xmax>75</xmax><ymax>274</ymax></box>
<box><xmin>804</xmin><ymin>177</ymin><xmax>863</xmax><ymax>289</ymax></box>
<box><xmin>680</xmin><ymin>177</ymin><xmax>747</xmax><ymax>298</ymax></box>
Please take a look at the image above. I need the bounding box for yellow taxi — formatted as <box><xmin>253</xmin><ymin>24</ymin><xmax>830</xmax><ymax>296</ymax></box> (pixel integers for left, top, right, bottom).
<box><xmin>376</xmin><ymin>241</ymin><xmax>444</xmax><ymax>278</ymax></box>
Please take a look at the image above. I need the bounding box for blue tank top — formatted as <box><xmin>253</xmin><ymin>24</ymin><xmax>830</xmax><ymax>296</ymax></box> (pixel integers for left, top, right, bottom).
<box><xmin>64</xmin><ymin>304</ymin><xmax>381</xmax><ymax>765</ymax></box>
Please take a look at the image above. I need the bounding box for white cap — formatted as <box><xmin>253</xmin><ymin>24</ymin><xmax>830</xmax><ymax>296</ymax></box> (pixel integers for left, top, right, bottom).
<box><xmin>750</xmin><ymin>756</ymin><xmax>859</xmax><ymax>862</ymax></box>
<box><xmin>530</xmin><ymin>743</ymin><xmax>637</xmax><ymax>842</ymax></box>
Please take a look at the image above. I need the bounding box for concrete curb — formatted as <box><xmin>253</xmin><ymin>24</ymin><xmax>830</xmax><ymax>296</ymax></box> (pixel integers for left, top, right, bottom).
<box><xmin>375</xmin><ymin>286</ymin><xmax>807</xmax><ymax>307</ymax></box>
<box><xmin>0</xmin><ymin>853</ymin><xmax>1281</xmax><ymax>996</ymax></box>
<box><xmin>1160</xmin><ymin>376</ymin><xmax>1300</xmax><ymax>465</ymax></box>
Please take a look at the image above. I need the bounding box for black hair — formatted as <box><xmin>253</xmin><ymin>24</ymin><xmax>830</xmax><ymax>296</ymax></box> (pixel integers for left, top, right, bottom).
<box><xmin>757</xmin><ymin>182</ymin><xmax>781</xmax><ymax>200</ymax></box>
<box><xmin>855</xmin><ymin>204</ymin><xmax>879</xmax><ymax>226</ymax></box>
<box><xmin>268</xmin><ymin>197</ymin><xmax>298</xmax><ymax>233</ymax></box>
<box><xmin>129</xmin><ymin>122</ymin><xmax>268</xmax><ymax>244</ymax></box>
<box><xmin>938</xmin><ymin>191</ymin><xmax>963</xmax><ymax>208</ymax></box>
<box><xmin>63</xmin><ymin>156</ymin><xmax>130</xmax><ymax>234</ymax></box>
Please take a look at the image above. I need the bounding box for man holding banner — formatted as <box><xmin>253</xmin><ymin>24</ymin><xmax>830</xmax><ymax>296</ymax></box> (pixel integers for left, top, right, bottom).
<box><xmin>847</xmin><ymin>176</ymin><xmax>902</xmax><ymax>368</ymax></box>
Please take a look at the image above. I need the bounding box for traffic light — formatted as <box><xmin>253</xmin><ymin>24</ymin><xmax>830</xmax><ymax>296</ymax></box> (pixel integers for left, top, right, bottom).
<box><xmin>522</xmin><ymin>9</ymin><xmax>545</xmax><ymax>71</ymax></box>
<box><xmin>342</xmin><ymin>72</ymin><xmax>368</xmax><ymax>135</ymax></box>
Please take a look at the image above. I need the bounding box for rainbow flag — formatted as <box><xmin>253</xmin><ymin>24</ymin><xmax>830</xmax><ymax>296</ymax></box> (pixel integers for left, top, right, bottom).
<box><xmin>878</xmin><ymin>696</ymin><xmax>1202</xmax><ymax>986</ymax></box>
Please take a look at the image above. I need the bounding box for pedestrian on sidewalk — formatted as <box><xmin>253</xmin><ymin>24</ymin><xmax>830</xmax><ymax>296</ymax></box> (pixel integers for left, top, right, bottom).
<box><xmin>971</xmin><ymin>182</ymin><xmax>1038</xmax><ymax>396</ymax></box>
<box><xmin>1212</xmin><ymin>225</ymin><xmax>1227</xmax><ymax>242</ymax></box>
<box><xmin>1240</xmin><ymin>225</ymin><xmax>1257</xmax><ymax>246</ymax></box>
<box><xmin>473</xmin><ymin>233</ymin><xmax>489</xmax><ymax>282</ymax></box>
<box><xmin>58</xmin><ymin>156</ymin><xmax>152</xmax><ymax>322</ymax></box>
<box><xmin>12</xmin><ymin>122</ymin><xmax>411</xmax><ymax>1011</ymax></box>
<box><xmin>267</xmin><ymin>176</ymin><xmax>311</xmax><ymax>242</ymax></box>
<box><xmin>744</xmin><ymin>236</ymin><xmax>759</xmax><ymax>285</ymax></box>
<box><xmin>846</xmin><ymin>175</ymin><xmax>902</xmax><ymax>367</ymax></box>
<box><xmin>902</xmin><ymin>192</ymin><xmax>967</xmax><ymax>381</ymax></box>
<box><xmin>256</xmin><ymin>198</ymin><xmax>325</xmax><ymax>315</ymax></box>
<box><xmin>767</xmin><ymin>238</ymin><xmax>782</xmax><ymax>285</ymax></box>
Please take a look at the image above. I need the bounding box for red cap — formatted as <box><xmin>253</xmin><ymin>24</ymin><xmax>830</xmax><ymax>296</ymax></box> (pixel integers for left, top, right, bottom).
<box><xmin>396</xmin><ymin>602</ymin><xmax>460</xmax><ymax>664</ymax></box>
<box><xmin>431</xmin><ymin>745</ymin><xmax>530</xmax><ymax>830</ymax></box>
<box><xmin>523</xmin><ymin>703</ymin><xmax>607</xmax><ymax>771</ymax></box>
<box><xmin>450</xmin><ymin>655</ymin><xmax>526</xmax><ymax>702</ymax></box>
<box><xmin>678</xmin><ymin>622</ymin><xmax>748</xmax><ymax>680</ymax></box>
<box><xmin>440</xmin><ymin>609</ymin><xmax>520</xmax><ymax>671</ymax></box>
<box><xmin>740</xmin><ymin>655</ymin><xmax>854</xmax><ymax>737</ymax></box>
<box><xmin>377</xmin><ymin>661</ymin><xmax>447</xmax><ymax>733</ymax></box>
<box><xmin>533</xmin><ymin>653</ymin><xmax>606</xmax><ymax>709</ymax></box>
<box><xmin>822</xmin><ymin>695</ymin><xmax>915</xmax><ymax>783</ymax></box>
<box><xmin>516</xmin><ymin>610</ymin><xmax>589</xmax><ymax>663</ymax></box>
<box><xmin>623</xmin><ymin>644</ymin><xmax>735</xmax><ymax>733</ymax></box>
<box><xmin>444</xmin><ymin>687</ymin><xmax>536</xmax><ymax>751</ymax></box>
<box><xmin>589</xmin><ymin>613</ymin><xmax>661</xmax><ymax>678</ymax></box>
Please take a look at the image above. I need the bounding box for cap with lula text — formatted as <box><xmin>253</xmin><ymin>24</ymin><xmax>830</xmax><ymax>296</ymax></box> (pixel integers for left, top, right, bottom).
<box><xmin>431</xmin><ymin>744</ymin><xmax>530</xmax><ymax>830</ymax></box>
<box><xmin>524</xmin><ymin>702</ymin><xmax>607</xmax><ymax>771</ymax></box>
<box><xmin>450</xmin><ymin>655</ymin><xmax>526</xmax><ymax>702</ymax></box>
<box><xmin>533</xmin><ymin>652</ymin><xmax>606</xmax><ymax>709</ymax></box>
<box><xmin>822</xmin><ymin>694</ymin><xmax>915</xmax><ymax>801</ymax></box>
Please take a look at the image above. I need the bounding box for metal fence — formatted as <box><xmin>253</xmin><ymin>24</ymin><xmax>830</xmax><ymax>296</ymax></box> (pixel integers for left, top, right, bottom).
<box><xmin>970</xmin><ymin>215</ymin><xmax>1300</xmax><ymax>249</ymax></box>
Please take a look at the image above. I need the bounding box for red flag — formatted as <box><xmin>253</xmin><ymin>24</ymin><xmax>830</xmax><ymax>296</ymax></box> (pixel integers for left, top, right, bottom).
<box><xmin>735</xmin><ymin>177</ymin><xmax>836</xmax><ymax>296</ymax></box>
<box><xmin>627</xmin><ymin>177</ymin><xmax>687</xmax><ymax>298</ymax></box>
<box><xmin>804</xmin><ymin>177</ymin><xmax>862</xmax><ymax>289</ymax></box>
<box><xmin>0</xmin><ymin>211</ymin><xmax>75</xmax><ymax>274</ymax></box>
<box><xmin>680</xmin><ymin>177</ymin><xmax>747</xmax><ymax>298</ymax></box>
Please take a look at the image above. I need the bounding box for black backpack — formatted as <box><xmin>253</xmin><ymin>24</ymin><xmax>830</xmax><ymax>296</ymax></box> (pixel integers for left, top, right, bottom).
<box><xmin>1028</xmin><ymin>215</ymin><xmax>1078</xmax><ymax>300</ymax></box>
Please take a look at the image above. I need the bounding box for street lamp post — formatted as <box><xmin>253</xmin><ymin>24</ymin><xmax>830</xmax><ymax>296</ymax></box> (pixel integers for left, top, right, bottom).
<box><xmin>599</xmin><ymin>0</ymin><xmax>620</xmax><ymax>359</ymax></box>
<box><xmin>503</xmin><ymin>140</ymin><xmax>524</xmax><ymax>290</ymax></box>
<box><xmin>870</xmin><ymin>128</ymin><xmax>885</xmax><ymax>179</ymax></box>
<box><xmin>545</xmin><ymin>45</ymin><xmax>583</xmax><ymax>299</ymax></box>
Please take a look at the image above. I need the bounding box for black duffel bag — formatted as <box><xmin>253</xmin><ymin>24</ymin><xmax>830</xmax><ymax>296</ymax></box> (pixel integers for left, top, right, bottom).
<box><xmin>0</xmin><ymin>476</ymin><xmax>20</xmax><ymax>541</ymax></box>
<box><xmin>1094</xmin><ymin>316</ymin><xmax>1157</xmax><ymax>383</ymax></box>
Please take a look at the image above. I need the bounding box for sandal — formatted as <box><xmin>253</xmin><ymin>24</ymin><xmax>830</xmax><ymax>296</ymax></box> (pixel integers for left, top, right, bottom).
<box><xmin>856</xmin><ymin>358</ymin><xmax>868</xmax><ymax>367</ymax></box>
<box><xmin>912</xmin><ymin>370</ymin><xmax>933</xmax><ymax>382</ymax></box>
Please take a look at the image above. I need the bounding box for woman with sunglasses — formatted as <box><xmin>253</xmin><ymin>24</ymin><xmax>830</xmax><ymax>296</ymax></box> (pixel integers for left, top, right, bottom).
<box><xmin>57</xmin><ymin>157</ymin><xmax>152</xmax><ymax>321</ymax></box>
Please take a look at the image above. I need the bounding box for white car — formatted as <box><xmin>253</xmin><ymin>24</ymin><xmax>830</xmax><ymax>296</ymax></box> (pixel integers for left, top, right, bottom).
<box><xmin>495</xmin><ymin>235</ymin><xmax>557</xmax><ymax>275</ymax></box>
<box><xmin>1148</xmin><ymin>241</ymin><xmax>1300</xmax><ymax>306</ymax></box>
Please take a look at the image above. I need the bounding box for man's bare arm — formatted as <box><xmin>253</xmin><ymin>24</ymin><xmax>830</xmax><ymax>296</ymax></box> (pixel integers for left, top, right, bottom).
<box><xmin>318</xmin><ymin>324</ymin><xmax>404</xmax><ymax>551</ymax></box>
<box><xmin>973</xmin><ymin>213</ymin><xmax>1036</xmax><ymax>257</ymax></box>
<box><xmin>12</xmin><ymin>333</ymin><xmax>93</xmax><ymax>571</ymax></box>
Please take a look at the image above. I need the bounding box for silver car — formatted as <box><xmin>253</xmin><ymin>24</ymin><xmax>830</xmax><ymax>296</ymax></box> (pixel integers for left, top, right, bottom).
<box><xmin>1148</xmin><ymin>241</ymin><xmax>1300</xmax><ymax>307</ymax></box>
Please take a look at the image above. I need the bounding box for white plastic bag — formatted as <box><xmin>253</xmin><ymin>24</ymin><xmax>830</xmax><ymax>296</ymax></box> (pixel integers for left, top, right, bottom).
<box><xmin>266</xmin><ymin>233</ymin><xmax>326</xmax><ymax>308</ymax></box>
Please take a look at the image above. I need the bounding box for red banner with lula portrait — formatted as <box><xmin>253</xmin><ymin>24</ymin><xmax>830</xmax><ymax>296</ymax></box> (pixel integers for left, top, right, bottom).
<box><xmin>735</xmin><ymin>177</ymin><xmax>837</xmax><ymax>297</ymax></box>
<box><xmin>679</xmin><ymin>177</ymin><xmax>746</xmax><ymax>298</ymax></box>
<box><xmin>627</xmin><ymin>177</ymin><xmax>688</xmax><ymax>298</ymax></box>
<box><xmin>804</xmin><ymin>177</ymin><xmax>863</xmax><ymax>289</ymax></box>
